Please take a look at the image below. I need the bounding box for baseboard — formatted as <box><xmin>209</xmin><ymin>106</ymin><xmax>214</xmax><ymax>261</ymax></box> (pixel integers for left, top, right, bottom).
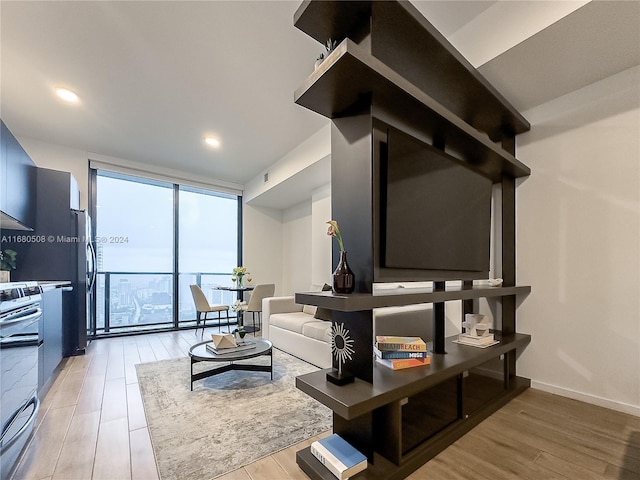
<box><xmin>531</xmin><ymin>380</ymin><xmax>640</xmax><ymax>417</ymax></box>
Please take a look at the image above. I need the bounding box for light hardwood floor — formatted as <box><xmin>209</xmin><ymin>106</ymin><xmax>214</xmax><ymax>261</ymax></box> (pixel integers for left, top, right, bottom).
<box><xmin>11</xmin><ymin>327</ymin><xmax>640</xmax><ymax>480</ymax></box>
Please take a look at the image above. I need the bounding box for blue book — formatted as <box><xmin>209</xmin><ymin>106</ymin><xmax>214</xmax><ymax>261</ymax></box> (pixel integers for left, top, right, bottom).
<box><xmin>374</xmin><ymin>346</ymin><xmax>429</xmax><ymax>360</ymax></box>
<box><xmin>311</xmin><ymin>434</ymin><xmax>367</xmax><ymax>479</ymax></box>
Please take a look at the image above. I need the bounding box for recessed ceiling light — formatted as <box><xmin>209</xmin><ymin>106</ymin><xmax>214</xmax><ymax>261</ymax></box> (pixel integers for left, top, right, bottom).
<box><xmin>204</xmin><ymin>137</ymin><xmax>220</xmax><ymax>148</ymax></box>
<box><xmin>55</xmin><ymin>88</ymin><xmax>79</xmax><ymax>103</ymax></box>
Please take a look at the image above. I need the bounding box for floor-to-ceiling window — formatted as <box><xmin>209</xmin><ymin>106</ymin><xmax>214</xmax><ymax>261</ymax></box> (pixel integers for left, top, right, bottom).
<box><xmin>178</xmin><ymin>186</ymin><xmax>239</xmax><ymax>322</ymax></box>
<box><xmin>91</xmin><ymin>170</ymin><xmax>240</xmax><ymax>336</ymax></box>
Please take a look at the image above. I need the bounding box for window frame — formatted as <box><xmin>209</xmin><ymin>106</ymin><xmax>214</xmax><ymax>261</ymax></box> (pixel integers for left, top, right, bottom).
<box><xmin>88</xmin><ymin>167</ymin><xmax>242</xmax><ymax>337</ymax></box>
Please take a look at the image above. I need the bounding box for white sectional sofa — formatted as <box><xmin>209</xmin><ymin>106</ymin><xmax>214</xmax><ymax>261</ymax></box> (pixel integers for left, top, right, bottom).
<box><xmin>262</xmin><ymin>295</ymin><xmax>433</xmax><ymax>369</ymax></box>
<box><xmin>262</xmin><ymin>295</ymin><xmax>332</xmax><ymax>368</ymax></box>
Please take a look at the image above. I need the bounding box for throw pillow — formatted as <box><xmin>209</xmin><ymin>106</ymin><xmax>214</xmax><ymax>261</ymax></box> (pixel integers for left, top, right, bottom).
<box><xmin>314</xmin><ymin>283</ymin><xmax>333</xmax><ymax>321</ymax></box>
<box><xmin>302</xmin><ymin>304</ymin><xmax>317</xmax><ymax>315</ymax></box>
<box><xmin>302</xmin><ymin>283</ymin><xmax>325</xmax><ymax>315</ymax></box>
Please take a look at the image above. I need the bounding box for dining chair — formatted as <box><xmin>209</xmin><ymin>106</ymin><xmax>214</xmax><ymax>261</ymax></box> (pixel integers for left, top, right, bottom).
<box><xmin>242</xmin><ymin>283</ymin><xmax>275</xmax><ymax>334</ymax></box>
<box><xmin>189</xmin><ymin>284</ymin><xmax>230</xmax><ymax>336</ymax></box>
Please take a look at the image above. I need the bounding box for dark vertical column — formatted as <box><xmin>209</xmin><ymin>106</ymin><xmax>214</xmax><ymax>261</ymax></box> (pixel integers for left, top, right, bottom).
<box><xmin>331</xmin><ymin>111</ymin><xmax>374</xmax><ymax>294</ymax></box>
<box><xmin>332</xmin><ymin>310</ymin><xmax>374</xmax><ymax>383</ymax></box>
<box><xmin>173</xmin><ymin>185</ymin><xmax>180</xmax><ymax>329</ymax></box>
<box><xmin>330</xmin><ymin>108</ymin><xmax>376</xmax><ymax>383</ymax></box>
<box><xmin>501</xmin><ymin>136</ymin><xmax>517</xmax><ymax>384</ymax></box>
<box><xmin>334</xmin><ymin>411</ymin><xmax>374</xmax><ymax>462</ymax></box>
<box><xmin>462</xmin><ymin>280</ymin><xmax>474</xmax><ymax>328</ymax></box>
<box><xmin>432</xmin><ymin>281</ymin><xmax>446</xmax><ymax>354</ymax></box>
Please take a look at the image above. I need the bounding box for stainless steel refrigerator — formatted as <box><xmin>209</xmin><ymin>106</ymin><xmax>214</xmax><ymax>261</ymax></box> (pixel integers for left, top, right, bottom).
<box><xmin>3</xmin><ymin>168</ymin><xmax>96</xmax><ymax>356</ymax></box>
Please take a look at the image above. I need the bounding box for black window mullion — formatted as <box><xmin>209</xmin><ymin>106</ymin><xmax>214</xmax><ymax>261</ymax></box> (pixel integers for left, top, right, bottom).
<box><xmin>173</xmin><ymin>184</ymin><xmax>180</xmax><ymax>329</ymax></box>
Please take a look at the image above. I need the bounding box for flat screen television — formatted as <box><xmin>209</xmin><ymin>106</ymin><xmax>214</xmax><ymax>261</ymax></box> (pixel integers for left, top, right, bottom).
<box><xmin>374</xmin><ymin>122</ymin><xmax>493</xmax><ymax>282</ymax></box>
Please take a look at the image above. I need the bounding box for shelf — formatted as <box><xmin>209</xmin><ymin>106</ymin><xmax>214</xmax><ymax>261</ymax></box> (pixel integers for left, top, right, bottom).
<box><xmin>295</xmin><ymin>39</ymin><xmax>530</xmax><ymax>180</ymax></box>
<box><xmin>296</xmin><ymin>376</ymin><xmax>530</xmax><ymax>480</ymax></box>
<box><xmin>295</xmin><ymin>284</ymin><xmax>531</xmax><ymax>312</ymax></box>
<box><xmin>293</xmin><ymin>1</ymin><xmax>530</xmax><ymax>142</ymax></box>
<box><xmin>295</xmin><ymin>333</ymin><xmax>531</xmax><ymax>420</ymax></box>
<box><xmin>294</xmin><ymin>1</ymin><xmax>371</xmax><ymax>47</ymax></box>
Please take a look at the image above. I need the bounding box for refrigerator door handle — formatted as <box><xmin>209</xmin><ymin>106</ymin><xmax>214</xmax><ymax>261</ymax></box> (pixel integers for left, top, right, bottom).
<box><xmin>87</xmin><ymin>242</ymin><xmax>97</xmax><ymax>292</ymax></box>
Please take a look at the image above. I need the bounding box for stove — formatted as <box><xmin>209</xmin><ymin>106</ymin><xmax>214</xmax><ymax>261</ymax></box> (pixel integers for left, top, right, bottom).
<box><xmin>0</xmin><ymin>281</ymin><xmax>41</xmax><ymax>480</ymax></box>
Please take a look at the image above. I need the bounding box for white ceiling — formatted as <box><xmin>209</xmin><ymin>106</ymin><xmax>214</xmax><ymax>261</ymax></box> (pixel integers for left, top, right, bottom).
<box><xmin>1</xmin><ymin>1</ymin><xmax>638</xmax><ymax>193</ymax></box>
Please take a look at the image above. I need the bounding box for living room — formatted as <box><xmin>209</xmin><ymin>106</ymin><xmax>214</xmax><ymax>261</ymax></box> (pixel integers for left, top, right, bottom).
<box><xmin>1</xmin><ymin>1</ymin><xmax>638</xmax><ymax>480</ymax></box>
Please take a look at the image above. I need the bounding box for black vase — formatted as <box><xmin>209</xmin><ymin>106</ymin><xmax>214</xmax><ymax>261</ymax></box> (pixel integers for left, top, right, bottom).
<box><xmin>333</xmin><ymin>251</ymin><xmax>355</xmax><ymax>293</ymax></box>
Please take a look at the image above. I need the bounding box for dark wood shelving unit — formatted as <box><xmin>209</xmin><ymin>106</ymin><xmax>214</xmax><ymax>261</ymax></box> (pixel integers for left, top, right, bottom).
<box><xmin>291</xmin><ymin>1</ymin><xmax>532</xmax><ymax>478</ymax></box>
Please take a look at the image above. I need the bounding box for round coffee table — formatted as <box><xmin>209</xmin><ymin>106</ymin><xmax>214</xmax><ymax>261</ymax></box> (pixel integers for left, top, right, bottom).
<box><xmin>188</xmin><ymin>339</ymin><xmax>273</xmax><ymax>390</ymax></box>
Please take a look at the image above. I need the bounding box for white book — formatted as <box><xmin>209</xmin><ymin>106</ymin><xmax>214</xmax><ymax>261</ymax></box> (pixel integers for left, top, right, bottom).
<box><xmin>310</xmin><ymin>434</ymin><xmax>367</xmax><ymax>480</ymax></box>
<box><xmin>310</xmin><ymin>442</ymin><xmax>343</xmax><ymax>479</ymax></box>
<box><xmin>457</xmin><ymin>333</ymin><xmax>495</xmax><ymax>344</ymax></box>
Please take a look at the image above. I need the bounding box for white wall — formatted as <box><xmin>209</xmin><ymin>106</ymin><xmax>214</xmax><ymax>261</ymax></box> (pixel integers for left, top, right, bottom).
<box><xmin>282</xmin><ymin>201</ymin><xmax>312</xmax><ymax>294</ymax></box>
<box><xmin>242</xmin><ymin>204</ymin><xmax>284</xmax><ymax>295</ymax></box>
<box><xmin>516</xmin><ymin>66</ymin><xmax>640</xmax><ymax>415</ymax></box>
<box><xmin>276</xmin><ymin>183</ymin><xmax>333</xmax><ymax>296</ymax></box>
<box><xmin>310</xmin><ymin>184</ymin><xmax>332</xmax><ymax>286</ymax></box>
<box><xmin>244</xmin><ymin>124</ymin><xmax>330</xmax><ymax>203</ymax></box>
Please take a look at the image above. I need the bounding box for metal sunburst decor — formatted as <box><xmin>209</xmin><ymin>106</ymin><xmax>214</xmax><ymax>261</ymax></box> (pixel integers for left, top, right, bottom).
<box><xmin>327</xmin><ymin>322</ymin><xmax>355</xmax><ymax>385</ymax></box>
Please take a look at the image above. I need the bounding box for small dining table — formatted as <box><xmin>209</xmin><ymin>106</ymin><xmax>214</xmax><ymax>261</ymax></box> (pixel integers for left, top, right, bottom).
<box><xmin>212</xmin><ymin>286</ymin><xmax>256</xmax><ymax>332</ymax></box>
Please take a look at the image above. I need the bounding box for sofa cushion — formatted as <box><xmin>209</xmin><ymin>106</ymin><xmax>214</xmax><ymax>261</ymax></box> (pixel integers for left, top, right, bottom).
<box><xmin>302</xmin><ymin>320</ymin><xmax>332</xmax><ymax>343</ymax></box>
<box><xmin>270</xmin><ymin>312</ymin><xmax>316</xmax><ymax>334</ymax></box>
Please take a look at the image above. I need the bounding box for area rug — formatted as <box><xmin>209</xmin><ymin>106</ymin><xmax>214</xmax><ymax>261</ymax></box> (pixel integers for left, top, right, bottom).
<box><xmin>136</xmin><ymin>349</ymin><xmax>332</xmax><ymax>480</ymax></box>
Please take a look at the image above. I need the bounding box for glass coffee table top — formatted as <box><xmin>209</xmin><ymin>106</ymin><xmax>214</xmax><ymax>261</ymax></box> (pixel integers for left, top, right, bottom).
<box><xmin>189</xmin><ymin>338</ymin><xmax>272</xmax><ymax>362</ymax></box>
<box><xmin>188</xmin><ymin>339</ymin><xmax>273</xmax><ymax>390</ymax></box>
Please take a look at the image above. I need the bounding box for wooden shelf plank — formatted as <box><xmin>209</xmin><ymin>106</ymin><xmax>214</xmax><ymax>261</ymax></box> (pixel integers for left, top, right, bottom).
<box><xmin>293</xmin><ymin>0</ymin><xmax>530</xmax><ymax>141</ymax></box>
<box><xmin>295</xmin><ymin>333</ymin><xmax>531</xmax><ymax>420</ymax></box>
<box><xmin>293</xmin><ymin>0</ymin><xmax>371</xmax><ymax>46</ymax></box>
<box><xmin>294</xmin><ymin>39</ymin><xmax>530</xmax><ymax>180</ymax></box>
<box><xmin>295</xmin><ymin>285</ymin><xmax>531</xmax><ymax>312</ymax></box>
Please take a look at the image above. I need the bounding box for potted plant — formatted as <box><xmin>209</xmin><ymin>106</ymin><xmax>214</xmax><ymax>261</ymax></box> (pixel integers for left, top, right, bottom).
<box><xmin>231</xmin><ymin>300</ymin><xmax>248</xmax><ymax>341</ymax></box>
<box><xmin>233</xmin><ymin>326</ymin><xmax>247</xmax><ymax>343</ymax></box>
<box><xmin>0</xmin><ymin>249</ymin><xmax>17</xmax><ymax>283</ymax></box>
<box><xmin>314</xmin><ymin>38</ymin><xmax>339</xmax><ymax>70</ymax></box>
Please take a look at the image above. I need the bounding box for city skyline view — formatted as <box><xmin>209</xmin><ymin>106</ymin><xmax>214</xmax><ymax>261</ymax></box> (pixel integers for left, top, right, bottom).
<box><xmin>93</xmin><ymin>171</ymin><xmax>239</xmax><ymax>334</ymax></box>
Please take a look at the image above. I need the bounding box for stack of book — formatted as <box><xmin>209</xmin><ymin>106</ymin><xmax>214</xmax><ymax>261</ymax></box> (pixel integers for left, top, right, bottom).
<box><xmin>206</xmin><ymin>340</ymin><xmax>256</xmax><ymax>355</ymax></box>
<box><xmin>454</xmin><ymin>332</ymin><xmax>499</xmax><ymax>348</ymax></box>
<box><xmin>310</xmin><ymin>434</ymin><xmax>367</xmax><ymax>480</ymax></box>
<box><xmin>374</xmin><ymin>336</ymin><xmax>430</xmax><ymax>370</ymax></box>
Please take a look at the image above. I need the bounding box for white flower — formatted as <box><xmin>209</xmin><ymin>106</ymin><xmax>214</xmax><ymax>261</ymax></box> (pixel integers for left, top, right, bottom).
<box><xmin>231</xmin><ymin>300</ymin><xmax>247</xmax><ymax>312</ymax></box>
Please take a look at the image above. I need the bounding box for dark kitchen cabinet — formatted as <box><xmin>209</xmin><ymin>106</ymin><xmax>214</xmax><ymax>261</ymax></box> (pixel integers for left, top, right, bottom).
<box><xmin>0</xmin><ymin>120</ymin><xmax>37</xmax><ymax>230</ymax></box>
<box><xmin>39</xmin><ymin>287</ymin><xmax>64</xmax><ymax>394</ymax></box>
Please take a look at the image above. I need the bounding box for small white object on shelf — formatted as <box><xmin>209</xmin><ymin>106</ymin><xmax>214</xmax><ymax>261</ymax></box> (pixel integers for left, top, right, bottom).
<box><xmin>454</xmin><ymin>332</ymin><xmax>499</xmax><ymax>348</ymax></box>
<box><xmin>473</xmin><ymin>278</ymin><xmax>503</xmax><ymax>287</ymax></box>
